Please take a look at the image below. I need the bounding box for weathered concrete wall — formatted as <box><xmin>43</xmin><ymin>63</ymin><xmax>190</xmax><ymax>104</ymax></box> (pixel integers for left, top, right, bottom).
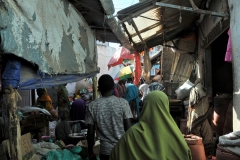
<box><xmin>228</xmin><ymin>0</ymin><xmax>240</xmax><ymax>131</ymax></box>
<box><xmin>97</xmin><ymin>44</ymin><xmax>123</xmax><ymax>80</ymax></box>
<box><xmin>0</xmin><ymin>0</ymin><xmax>98</xmax><ymax>74</ymax></box>
<box><xmin>65</xmin><ymin>44</ymin><xmax>121</xmax><ymax>95</ymax></box>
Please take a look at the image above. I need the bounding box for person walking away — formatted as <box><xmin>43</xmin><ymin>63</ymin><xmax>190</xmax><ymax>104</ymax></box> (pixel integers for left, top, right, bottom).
<box><xmin>57</xmin><ymin>84</ymin><xmax>70</xmax><ymax>117</ymax></box>
<box><xmin>85</xmin><ymin>74</ymin><xmax>132</xmax><ymax>160</ymax></box>
<box><xmin>110</xmin><ymin>91</ymin><xmax>192</xmax><ymax>160</ymax></box>
<box><xmin>125</xmin><ymin>84</ymin><xmax>141</xmax><ymax>124</ymax></box>
<box><xmin>117</xmin><ymin>80</ymin><xmax>126</xmax><ymax>98</ymax></box>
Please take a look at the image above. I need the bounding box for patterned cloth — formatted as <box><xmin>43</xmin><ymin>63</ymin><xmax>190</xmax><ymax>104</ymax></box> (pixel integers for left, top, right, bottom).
<box><xmin>85</xmin><ymin>96</ymin><xmax>133</xmax><ymax>155</ymax></box>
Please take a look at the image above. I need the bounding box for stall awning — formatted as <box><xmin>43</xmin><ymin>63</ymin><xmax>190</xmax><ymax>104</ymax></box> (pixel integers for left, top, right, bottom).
<box><xmin>0</xmin><ymin>0</ymin><xmax>98</xmax><ymax>75</ymax></box>
<box><xmin>113</xmin><ymin>0</ymin><xmax>228</xmax><ymax>52</ymax></box>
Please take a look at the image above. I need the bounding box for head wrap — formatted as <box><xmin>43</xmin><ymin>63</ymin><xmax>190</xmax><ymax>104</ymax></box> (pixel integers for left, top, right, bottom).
<box><xmin>110</xmin><ymin>91</ymin><xmax>192</xmax><ymax>160</ymax></box>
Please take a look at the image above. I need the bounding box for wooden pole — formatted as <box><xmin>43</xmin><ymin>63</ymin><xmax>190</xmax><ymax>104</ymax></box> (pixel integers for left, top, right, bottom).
<box><xmin>3</xmin><ymin>87</ymin><xmax>22</xmax><ymax>160</ymax></box>
<box><xmin>143</xmin><ymin>49</ymin><xmax>152</xmax><ymax>83</ymax></box>
<box><xmin>92</xmin><ymin>76</ymin><xmax>98</xmax><ymax>100</ymax></box>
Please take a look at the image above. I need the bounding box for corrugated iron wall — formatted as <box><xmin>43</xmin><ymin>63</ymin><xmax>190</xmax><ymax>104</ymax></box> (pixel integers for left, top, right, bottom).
<box><xmin>171</xmin><ymin>53</ymin><xmax>195</xmax><ymax>85</ymax></box>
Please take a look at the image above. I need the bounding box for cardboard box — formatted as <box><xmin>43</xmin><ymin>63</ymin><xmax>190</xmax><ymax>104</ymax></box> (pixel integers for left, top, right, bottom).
<box><xmin>2</xmin><ymin>133</ymin><xmax>39</xmax><ymax>160</ymax></box>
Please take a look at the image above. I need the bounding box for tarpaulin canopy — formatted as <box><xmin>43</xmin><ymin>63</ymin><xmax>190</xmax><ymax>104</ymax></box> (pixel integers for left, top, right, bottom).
<box><xmin>107</xmin><ymin>47</ymin><xmax>134</xmax><ymax>70</ymax></box>
<box><xmin>2</xmin><ymin>59</ymin><xmax>98</xmax><ymax>90</ymax></box>
<box><xmin>0</xmin><ymin>0</ymin><xmax>100</xmax><ymax>89</ymax></box>
<box><xmin>0</xmin><ymin>0</ymin><xmax>98</xmax><ymax>75</ymax></box>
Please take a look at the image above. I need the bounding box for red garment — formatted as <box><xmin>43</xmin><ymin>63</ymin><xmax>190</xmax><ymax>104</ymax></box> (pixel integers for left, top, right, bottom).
<box><xmin>133</xmin><ymin>52</ymin><xmax>142</xmax><ymax>86</ymax></box>
<box><xmin>113</xmin><ymin>87</ymin><xmax>120</xmax><ymax>97</ymax></box>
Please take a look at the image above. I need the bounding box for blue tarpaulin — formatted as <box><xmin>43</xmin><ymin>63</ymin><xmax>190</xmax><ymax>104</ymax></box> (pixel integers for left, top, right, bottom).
<box><xmin>2</xmin><ymin>59</ymin><xmax>98</xmax><ymax>90</ymax></box>
<box><xmin>2</xmin><ymin>60</ymin><xmax>21</xmax><ymax>89</ymax></box>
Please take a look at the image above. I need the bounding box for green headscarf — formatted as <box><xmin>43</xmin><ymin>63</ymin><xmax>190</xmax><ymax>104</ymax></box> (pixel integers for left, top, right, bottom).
<box><xmin>110</xmin><ymin>91</ymin><xmax>192</xmax><ymax>160</ymax></box>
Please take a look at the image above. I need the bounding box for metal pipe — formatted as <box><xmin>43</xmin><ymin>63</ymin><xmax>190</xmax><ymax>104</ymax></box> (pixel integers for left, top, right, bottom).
<box><xmin>155</xmin><ymin>2</ymin><xmax>228</xmax><ymax>17</ymax></box>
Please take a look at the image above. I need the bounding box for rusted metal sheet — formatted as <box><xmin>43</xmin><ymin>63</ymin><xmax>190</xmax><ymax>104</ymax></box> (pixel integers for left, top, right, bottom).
<box><xmin>155</xmin><ymin>2</ymin><xmax>228</xmax><ymax>17</ymax></box>
<box><xmin>200</xmin><ymin>0</ymin><xmax>230</xmax><ymax>48</ymax></box>
<box><xmin>171</xmin><ymin>53</ymin><xmax>195</xmax><ymax>85</ymax></box>
<box><xmin>0</xmin><ymin>0</ymin><xmax>98</xmax><ymax>75</ymax></box>
<box><xmin>70</xmin><ymin>0</ymin><xmax>119</xmax><ymax>43</ymax></box>
<box><xmin>117</xmin><ymin>0</ymin><xmax>203</xmax><ymax>51</ymax></box>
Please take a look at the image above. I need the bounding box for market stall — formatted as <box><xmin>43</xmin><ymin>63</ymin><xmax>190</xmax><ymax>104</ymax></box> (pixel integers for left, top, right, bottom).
<box><xmin>0</xmin><ymin>0</ymin><xmax>100</xmax><ymax>159</ymax></box>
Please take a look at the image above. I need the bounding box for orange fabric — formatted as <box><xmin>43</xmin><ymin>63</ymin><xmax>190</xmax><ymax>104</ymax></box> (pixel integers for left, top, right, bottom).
<box><xmin>133</xmin><ymin>52</ymin><xmax>142</xmax><ymax>86</ymax></box>
<box><xmin>37</xmin><ymin>94</ymin><xmax>53</xmax><ymax>111</ymax></box>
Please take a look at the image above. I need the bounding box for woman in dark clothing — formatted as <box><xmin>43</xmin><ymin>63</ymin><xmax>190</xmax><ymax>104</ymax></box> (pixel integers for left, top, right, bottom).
<box><xmin>70</xmin><ymin>99</ymin><xmax>87</xmax><ymax>130</ymax></box>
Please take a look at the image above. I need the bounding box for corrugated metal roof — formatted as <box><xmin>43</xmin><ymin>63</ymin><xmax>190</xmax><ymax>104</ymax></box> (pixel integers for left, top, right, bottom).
<box><xmin>69</xmin><ymin>0</ymin><xmax>119</xmax><ymax>43</ymax></box>
<box><xmin>117</xmin><ymin>0</ymin><xmax>204</xmax><ymax>51</ymax></box>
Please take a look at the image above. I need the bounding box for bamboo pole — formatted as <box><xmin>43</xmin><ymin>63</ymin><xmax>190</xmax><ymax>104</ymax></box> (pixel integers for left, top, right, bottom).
<box><xmin>3</xmin><ymin>87</ymin><xmax>22</xmax><ymax>160</ymax></box>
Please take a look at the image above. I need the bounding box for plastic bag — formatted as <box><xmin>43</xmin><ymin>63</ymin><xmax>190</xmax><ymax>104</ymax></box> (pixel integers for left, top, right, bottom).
<box><xmin>41</xmin><ymin>147</ymin><xmax>82</xmax><ymax>160</ymax></box>
<box><xmin>225</xmin><ymin>29</ymin><xmax>232</xmax><ymax>62</ymax></box>
<box><xmin>19</xmin><ymin>106</ymin><xmax>51</xmax><ymax>116</ymax></box>
<box><xmin>175</xmin><ymin>80</ymin><xmax>194</xmax><ymax>100</ymax></box>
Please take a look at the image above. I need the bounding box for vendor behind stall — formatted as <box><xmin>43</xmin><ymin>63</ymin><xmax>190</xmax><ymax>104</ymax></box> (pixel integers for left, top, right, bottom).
<box><xmin>55</xmin><ymin>108</ymin><xmax>71</xmax><ymax>145</ymax></box>
<box><xmin>36</xmin><ymin>88</ymin><xmax>58</xmax><ymax>120</ymax></box>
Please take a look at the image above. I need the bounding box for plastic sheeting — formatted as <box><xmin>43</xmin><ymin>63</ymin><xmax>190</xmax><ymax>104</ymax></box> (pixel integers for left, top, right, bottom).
<box><xmin>2</xmin><ymin>59</ymin><xmax>97</xmax><ymax>90</ymax></box>
<box><xmin>2</xmin><ymin>60</ymin><xmax>21</xmax><ymax>89</ymax></box>
<box><xmin>19</xmin><ymin>63</ymin><xmax>97</xmax><ymax>90</ymax></box>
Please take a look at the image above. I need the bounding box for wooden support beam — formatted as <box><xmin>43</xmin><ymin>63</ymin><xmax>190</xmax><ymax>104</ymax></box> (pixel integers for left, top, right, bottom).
<box><xmin>3</xmin><ymin>87</ymin><xmax>22</xmax><ymax>160</ymax></box>
<box><xmin>122</xmin><ymin>23</ymin><xmax>136</xmax><ymax>46</ymax></box>
<box><xmin>92</xmin><ymin>76</ymin><xmax>97</xmax><ymax>100</ymax></box>
<box><xmin>130</xmin><ymin>20</ymin><xmax>145</xmax><ymax>45</ymax></box>
<box><xmin>155</xmin><ymin>2</ymin><xmax>228</xmax><ymax>17</ymax></box>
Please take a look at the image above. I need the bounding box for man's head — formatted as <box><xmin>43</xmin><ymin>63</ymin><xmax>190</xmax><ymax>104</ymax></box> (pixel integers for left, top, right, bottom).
<box><xmin>59</xmin><ymin>109</ymin><xmax>70</xmax><ymax>121</ymax></box>
<box><xmin>98</xmin><ymin>74</ymin><xmax>114</xmax><ymax>95</ymax></box>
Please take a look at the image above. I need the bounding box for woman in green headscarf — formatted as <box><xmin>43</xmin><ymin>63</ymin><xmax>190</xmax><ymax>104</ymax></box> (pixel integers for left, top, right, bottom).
<box><xmin>110</xmin><ymin>91</ymin><xmax>192</xmax><ymax>160</ymax></box>
<box><xmin>57</xmin><ymin>84</ymin><xmax>70</xmax><ymax>117</ymax></box>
